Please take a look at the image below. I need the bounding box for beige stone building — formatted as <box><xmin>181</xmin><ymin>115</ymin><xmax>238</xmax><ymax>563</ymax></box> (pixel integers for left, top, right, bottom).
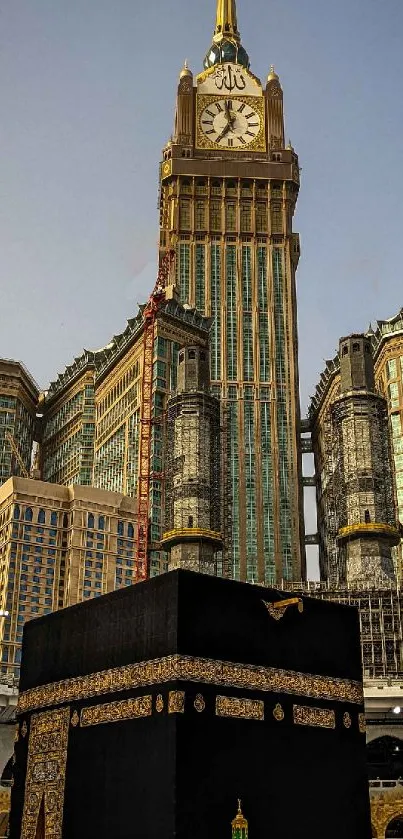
<box><xmin>0</xmin><ymin>477</ymin><xmax>137</xmax><ymax>678</ymax></box>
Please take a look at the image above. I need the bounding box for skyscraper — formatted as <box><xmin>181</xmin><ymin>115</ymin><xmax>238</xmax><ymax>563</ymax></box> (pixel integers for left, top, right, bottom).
<box><xmin>162</xmin><ymin>344</ymin><xmax>222</xmax><ymax>574</ymax></box>
<box><xmin>159</xmin><ymin>0</ymin><xmax>305</xmax><ymax>583</ymax></box>
<box><xmin>40</xmin><ymin>291</ymin><xmax>212</xmax><ymax>577</ymax></box>
<box><xmin>311</xmin><ymin>319</ymin><xmax>403</xmax><ymax>580</ymax></box>
<box><xmin>312</xmin><ymin>335</ymin><xmax>399</xmax><ymax>585</ymax></box>
<box><xmin>0</xmin><ymin>360</ymin><xmax>38</xmax><ymax>484</ymax></box>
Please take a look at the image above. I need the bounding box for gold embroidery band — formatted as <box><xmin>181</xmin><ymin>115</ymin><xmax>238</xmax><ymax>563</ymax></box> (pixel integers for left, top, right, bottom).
<box><xmin>21</xmin><ymin>707</ymin><xmax>69</xmax><ymax>839</ymax></box>
<box><xmin>17</xmin><ymin>655</ymin><xmax>363</xmax><ymax>715</ymax></box>
<box><xmin>80</xmin><ymin>695</ymin><xmax>152</xmax><ymax>728</ymax></box>
<box><xmin>293</xmin><ymin>704</ymin><xmax>336</xmax><ymax>730</ymax></box>
<box><xmin>216</xmin><ymin>695</ymin><xmax>264</xmax><ymax>721</ymax></box>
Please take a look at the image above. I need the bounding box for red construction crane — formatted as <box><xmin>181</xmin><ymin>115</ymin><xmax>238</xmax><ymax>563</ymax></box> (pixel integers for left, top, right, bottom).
<box><xmin>135</xmin><ymin>248</ymin><xmax>175</xmax><ymax>580</ymax></box>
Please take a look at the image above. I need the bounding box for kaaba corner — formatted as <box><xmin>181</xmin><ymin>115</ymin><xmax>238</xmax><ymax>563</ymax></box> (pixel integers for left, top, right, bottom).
<box><xmin>10</xmin><ymin>570</ymin><xmax>372</xmax><ymax>839</ymax></box>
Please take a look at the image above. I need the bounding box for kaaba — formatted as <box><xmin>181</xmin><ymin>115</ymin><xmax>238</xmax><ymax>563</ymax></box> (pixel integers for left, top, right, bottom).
<box><xmin>11</xmin><ymin>570</ymin><xmax>371</xmax><ymax>838</ymax></box>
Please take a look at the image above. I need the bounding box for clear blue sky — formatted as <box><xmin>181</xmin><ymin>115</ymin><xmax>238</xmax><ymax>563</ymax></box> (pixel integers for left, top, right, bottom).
<box><xmin>2</xmin><ymin>0</ymin><xmax>403</xmax><ymax>574</ymax></box>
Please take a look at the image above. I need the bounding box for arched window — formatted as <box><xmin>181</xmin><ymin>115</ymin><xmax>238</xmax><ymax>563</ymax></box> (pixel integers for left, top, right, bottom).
<box><xmin>127</xmin><ymin>523</ymin><xmax>134</xmax><ymax>539</ymax></box>
<box><xmin>51</xmin><ymin>511</ymin><xmax>58</xmax><ymax>526</ymax></box>
<box><xmin>24</xmin><ymin>508</ymin><xmax>33</xmax><ymax>522</ymax></box>
<box><xmin>88</xmin><ymin>513</ymin><xmax>94</xmax><ymax>530</ymax></box>
<box><xmin>14</xmin><ymin>505</ymin><xmax>20</xmax><ymax>520</ymax></box>
<box><xmin>188</xmin><ymin>516</ymin><xmax>194</xmax><ymax>528</ymax></box>
<box><xmin>364</xmin><ymin>509</ymin><xmax>371</xmax><ymax>524</ymax></box>
<box><xmin>386</xmin><ymin>816</ymin><xmax>403</xmax><ymax>837</ymax></box>
<box><xmin>118</xmin><ymin>521</ymin><xmax>124</xmax><ymax>536</ymax></box>
<box><xmin>98</xmin><ymin>516</ymin><xmax>105</xmax><ymax>531</ymax></box>
<box><xmin>367</xmin><ymin>736</ymin><xmax>403</xmax><ymax>780</ymax></box>
<box><xmin>38</xmin><ymin>509</ymin><xmax>45</xmax><ymax>524</ymax></box>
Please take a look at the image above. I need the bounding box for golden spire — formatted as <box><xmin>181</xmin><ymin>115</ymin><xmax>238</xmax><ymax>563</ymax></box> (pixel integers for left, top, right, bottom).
<box><xmin>213</xmin><ymin>0</ymin><xmax>240</xmax><ymax>43</ymax></box>
<box><xmin>231</xmin><ymin>799</ymin><xmax>248</xmax><ymax>837</ymax></box>
<box><xmin>180</xmin><ymin>59</ymin><xmax>192</xmax><ymax>79</ymax></box>
<box><xmin>267</xmin><ymin>64</ymin><xmax>279</xmax><ymax>82</ymax></box>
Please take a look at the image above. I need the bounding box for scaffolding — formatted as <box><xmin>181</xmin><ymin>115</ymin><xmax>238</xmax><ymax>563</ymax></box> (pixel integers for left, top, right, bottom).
<box><xmin>279</xmin><ymin>581</ymin><xmax>403</xmax><ymax>679</ymax></box>
<box><xmin>163</xmin><ymin>390</ymin><xmax>222</xmax><ymax>538</ymax></box>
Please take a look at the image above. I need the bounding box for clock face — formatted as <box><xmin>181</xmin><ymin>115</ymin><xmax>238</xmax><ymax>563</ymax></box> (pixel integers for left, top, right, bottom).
<box><xmin>199</xmin><ymin>98</ymin><xmax>262</xmax><ymax>149</ymax></box>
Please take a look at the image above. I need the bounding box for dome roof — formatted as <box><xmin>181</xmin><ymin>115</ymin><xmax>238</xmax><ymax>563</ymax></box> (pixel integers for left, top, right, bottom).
<box><xmin>203</xmin><ymin>39</ymin><xmax>250</xmax><ymax>70</ymax></box>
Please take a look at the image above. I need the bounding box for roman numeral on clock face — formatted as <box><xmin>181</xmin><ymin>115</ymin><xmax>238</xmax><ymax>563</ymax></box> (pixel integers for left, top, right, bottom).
<box><xmin>202</xmin><ymin>120</ymin><xmax>213</xmax><ymax>125</ymax></box>
<box><xmin>245</xmin><ymin>130</ymin><xmax>255</xmax><ymax>137</ymax></box>
<box><xmin>238</xmin><ymin>103</ymin><xmax>246</xmax><ymax>113</ymax></box>
<box><xmin>215</xmin><ymin>102</ymin><xmax>223</xmax><ymax>112</ymax></box>
<box><xmin>205</xmin><ymin>129</ymin><xmax>215</xmax><ymax>135</ymax></box>
<box><xmin>227</xmin><ymin>139</ymin><xmax>234</xmax><ymax>147</ymax></box>
<box><xmin>248</xmin><ymin>123</ymin><xmax>259</xmax><ymax>128</ymax></box>
<box><xmin>245</xmin><ymin>112</ymin><xmax>254</xmax><ymax>119</ymax></box>
<box><xmin>206</xmin><ymin>109</ymin><xmax>215</xmax><ymax>117</ymax></box>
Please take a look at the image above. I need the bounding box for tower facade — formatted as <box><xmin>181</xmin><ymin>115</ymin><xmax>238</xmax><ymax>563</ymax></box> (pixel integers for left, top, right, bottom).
<box><xmin>40</xmin><ymin>295</ymin><xmax>211</xmax><ymax>577</ymax></box>
<box><xmin>159</xmin><ymin>0</ymin><xmax>305</xmax><ymax>583</ymax></box>
<box><xmin>373</xmin><ymin>309</ymin><xmax>403</xmax><ymax>574</ymax></box>
<box><xmin>0</xmin><ymin>360</ymin><xmax>38</xmax><ymax>485</ymax></box>
<box><xmin>312</xmin><ymin>335</ymin><xmax>399</xmax><ymax>585</ymax></box>
<box><xmin>161</xmin><ymin>345</ymin><xmax>222</xmax><ymax>573</ymax></box>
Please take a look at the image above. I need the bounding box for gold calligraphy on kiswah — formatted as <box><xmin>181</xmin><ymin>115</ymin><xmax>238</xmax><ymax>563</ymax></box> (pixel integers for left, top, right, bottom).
<box><xmin>80</xmin><ymin>695</ymin><xmax>152</xmax><ymax>727</ymax></box>
<box><xmin>21</xmin><ymin>707</ymin><xmax>69</xmax><ymax>839</ymax></box>
<box><xmin>17</xmin><ymin>655</ymin><xmax>363</xmax><ymax>715</ymax></box>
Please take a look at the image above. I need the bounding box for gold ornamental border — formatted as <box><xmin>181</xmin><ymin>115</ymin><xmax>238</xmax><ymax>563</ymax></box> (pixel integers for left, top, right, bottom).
<box><xmin>196</xmin><ymin>94</ymin><xmax>266</xmax><ymax>153</ymax></box>
<box><xmin>17</xmin><ymin>655</ymin><xmax>363</xmax><ymax>715</ymax></box>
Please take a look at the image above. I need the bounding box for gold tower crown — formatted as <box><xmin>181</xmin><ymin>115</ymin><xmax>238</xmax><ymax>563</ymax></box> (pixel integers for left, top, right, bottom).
<box><xmin>213</xmin><ymin>0</ymin><xmax>240</xmax><ymax>43</ymax></box>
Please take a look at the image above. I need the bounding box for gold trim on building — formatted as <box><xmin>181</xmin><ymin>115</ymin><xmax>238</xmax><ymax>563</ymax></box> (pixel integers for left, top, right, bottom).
<box><xmin>18</xmin><ymin>654</ymin><xmax>363</xmax><ymax>714</ymax></box>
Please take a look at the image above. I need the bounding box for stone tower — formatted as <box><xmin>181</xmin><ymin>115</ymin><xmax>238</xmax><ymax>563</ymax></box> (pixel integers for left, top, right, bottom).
<box><xmin>333</xmin><ymin>334</ymin><xmax>399</xmax><ymax>585</ymax></box>
<box><xmin>161</xmin><ymin>345</ymin><xmax>222</xmax><ymax>574</ymax></box>
<box><xmin>159</xmin><ymin>0</ymin><xmax>305</xmax><ymax>584</ymax></box>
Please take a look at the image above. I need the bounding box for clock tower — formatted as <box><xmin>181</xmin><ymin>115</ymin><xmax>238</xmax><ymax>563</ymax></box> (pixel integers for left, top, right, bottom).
<box><xmin>159</xmin><ymin>0</ymin><xmax>305</xmax><ymax>584</ymax></box>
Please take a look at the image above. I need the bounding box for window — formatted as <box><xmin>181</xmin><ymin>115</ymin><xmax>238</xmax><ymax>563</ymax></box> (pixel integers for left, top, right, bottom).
<box><xmin>25</xmin><ymin>508</ymin><xmax>33</xmax><ymax>522</ymax></box>
<box><xmin>225</xmin><ymin>202</ymin><xmax>236</xmax><ymax>232</ymax></box>
<box><xmin>188</xmin><ymin>350</ymin><xmax>196</xmax><ymax>360</ymax></box>
<box><xmin>352</xmin><ymin>342</ymin><xmax>360</xmax><ymax>353</ymax></box>
<box><xmin>179</xmin><ymin>199</ymin><xmax>191</xmax><ymax>230</ymax></box>
<box><xmin>38</xmin><ymin>509</ymin><xmax>45</xmax><ymax>524</ymax></box>
<box><xmin>98</xmin><ymin>516</ymin><xmax>105</xmax><ymax>531</ymax></box>
<box><xmin>88</xmin><ymin>513</ymin><xmax>94</xmax><ymax>529</ymax></box>
<box><xmin>195</xmin><ymin>200</ymin><xmax>206</xmax><ymax>230</ymax></box>
<box><xmin>210</xmin><ymin>200</ymin><xmax>221</xmax><ymax>231</ymax></box>
<box><xmin>14</xmin><ymin>505</ymin><xmax>20</xmax><ymax>520</ymax></box>
<box><xmin>188</xmin><ymin>516</ymin><xmax>194</xmax><ymax>527</ymax></box>
<box><xmin>128</xmin><ymin>523</ymin><xmax>134</xmax><ymax>539</ymax></box>
<box><xmin>51</xmin><ymin>511</ymin><xmax>58</xmax><ymax>526</ymax></box>
<box><xmin>342</xmin><ymin>345</ymin><xmax>348</xmax><ymax>356</ymax></box>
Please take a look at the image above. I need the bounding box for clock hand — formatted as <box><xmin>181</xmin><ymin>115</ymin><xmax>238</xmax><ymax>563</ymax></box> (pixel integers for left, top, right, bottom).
<box><xmin>224</xmin><ymin>100</ymin><xmax>236</xmax><ymax>125</ymax></box>
<box><xmin>216</xmin><ymin>121</ymin><xmax>233</xmax><ymax>143</ymax></box>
